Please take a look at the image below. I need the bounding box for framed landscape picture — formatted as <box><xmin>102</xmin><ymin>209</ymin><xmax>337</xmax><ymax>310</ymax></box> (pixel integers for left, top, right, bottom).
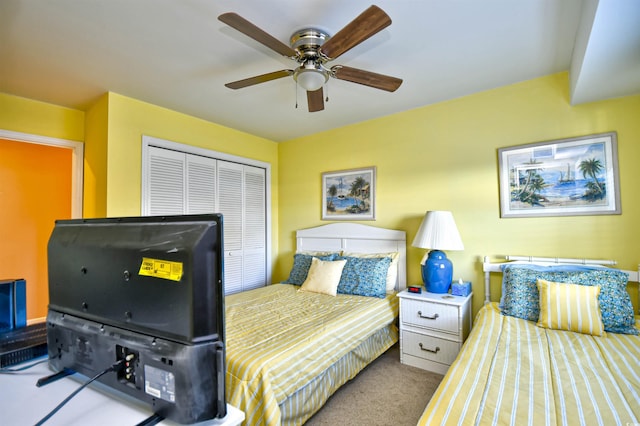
<box><xmin>498</xmin><ymin>132</ymin><xmax>621</xmax><ymax>218</ymax></box>
<box><xmin>322</xmin><ymin>167</ymin><xmax>376</xmax><ymax>220</ymax></box>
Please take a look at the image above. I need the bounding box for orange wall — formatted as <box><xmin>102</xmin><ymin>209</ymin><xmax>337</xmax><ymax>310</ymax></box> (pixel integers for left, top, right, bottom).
<box><xmin>0</xmin><ymin>139</ymin><xmax>72</xmax><ymax>320</ymax></box>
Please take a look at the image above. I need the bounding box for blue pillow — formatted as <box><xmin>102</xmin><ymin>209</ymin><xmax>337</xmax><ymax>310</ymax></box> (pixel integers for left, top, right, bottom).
<box><xmin>335</xmin><ymin>256</ymin><xmax>391</xmax><ymax>298</ymax></box>
<box><xmin>283</xmin><ymin>253</ymin><xmax>337</xmax><ymax>285</ymax></box>
<box><xmin>501</xmin><ymin>265</ymin><xmax>638</xmax><ymax>335</ymax></box>
<box><xmin>498</xmin><ymin>263</ymin><xmax>609</xmax><ymax>310</ymax></box>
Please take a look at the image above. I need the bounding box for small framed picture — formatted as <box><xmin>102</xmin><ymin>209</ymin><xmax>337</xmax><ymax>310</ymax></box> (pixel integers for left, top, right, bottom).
<box><xmin>322</xmin><ymin>167</ymin><xmax>376</xmax><ymax>220</ymax></box>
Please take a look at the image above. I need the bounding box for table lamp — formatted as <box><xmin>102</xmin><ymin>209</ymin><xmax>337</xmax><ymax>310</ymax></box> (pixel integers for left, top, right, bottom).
<box><xmin>411</xmin><ymin>211</ymin><xmax>464</xmax><ymax>293</ymax></box>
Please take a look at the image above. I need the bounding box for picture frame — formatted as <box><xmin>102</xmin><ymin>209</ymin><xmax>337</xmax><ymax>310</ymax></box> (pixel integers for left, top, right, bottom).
<box><xmin>498</xmin><ymin>132</ymin><xmax>621</xmax><ymax>218</ymax></box>
<box><xmin>322</xmin><ymin>166</ymin><xmax>376</xmax><ymax>220</ymax></box>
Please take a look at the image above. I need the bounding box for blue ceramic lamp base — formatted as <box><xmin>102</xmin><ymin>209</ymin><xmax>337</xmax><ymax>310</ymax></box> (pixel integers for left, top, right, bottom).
<box><xmin>421</xmin><ymin>250</ymin><xmax>453</xmax><ymax>293</ymax></box>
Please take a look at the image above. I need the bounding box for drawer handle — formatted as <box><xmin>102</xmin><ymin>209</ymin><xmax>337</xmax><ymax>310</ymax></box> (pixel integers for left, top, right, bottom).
<box><xmin>419</xmin><ymin>343</ymin><xmax>440</xmax><ymax>354</ymax></box>
<box><xmin>417</xmin><ymin>311</ymin><xmax>439</xmax><ymax>320</ymax></box>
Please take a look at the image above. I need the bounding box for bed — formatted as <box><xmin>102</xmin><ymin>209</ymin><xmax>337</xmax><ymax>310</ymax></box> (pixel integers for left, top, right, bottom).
<box><xmin>224</xmin><ymin>223</ymin><xmax>407</xmax><ymax>426</ymax></box>
<box><xmin>418</xmin><ymin>255</ymin><xmax>640</xmax><ymax>426</ymax></box>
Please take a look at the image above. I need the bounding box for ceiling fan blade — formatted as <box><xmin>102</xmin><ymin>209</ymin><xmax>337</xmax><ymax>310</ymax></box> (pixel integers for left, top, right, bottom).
<box><xmin>225</xmin><ymin>70</ymin><xmax>294</xmax><ymax>89</ymax></box>
<box><xmin>319</xmin><ymin>5</ymin><xmax>391</xmax><ymax>60</ymax></box>
<box><xmin>218</xmin><ymin>12</ymin><xmax>297</xmax><ymax>58</ymax></box>
<box><xmin>332</xmin><ymin>65</ymin><xmax>402</xmax><ymax>92</ymax></box>
<box><xmin>307</xmin><ymin>88</ymin><xmax>325</xmax><ymax>112</ymax></box>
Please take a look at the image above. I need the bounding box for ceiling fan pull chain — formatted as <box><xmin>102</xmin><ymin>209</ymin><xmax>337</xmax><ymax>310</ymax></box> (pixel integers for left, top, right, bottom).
<box><xmin>295</xmin><ymin>81</ymin><xmax>299</xmax><ymax>109</ymax></box>
<box><xmin>325</xmin><ymin>83</ymin><xmax>329</xmax><ymax>103</ymax></box>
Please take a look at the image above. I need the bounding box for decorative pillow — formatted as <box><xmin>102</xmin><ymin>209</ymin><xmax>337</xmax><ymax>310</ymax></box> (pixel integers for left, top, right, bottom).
<box><xmin>282</xmin><ymin>253</ymin><xmax>337</xmax><ymax>285</ymax></box>
<box><xmin>336</xmin><ymin>256</ymin><xmax>391</xmax><ymax>298</ymax></box>
<box><xmin>498</xmin><ymin>263</ymin><xmax>606</xmax><ymax>310</ymax></box>
<box><xmin>501</xmin><ymin>265</ymin><xmax>638</xmax><ymax>335</ymax></box>
<box><xmin>298</xmin><ymin>258</ymin><xmax>347</xmax><ymax>296</ymax></box>
<box><xmin>536</xmin><ymin>279</ymin><xmax>605</xmax><ymax>336</ymax></box>
<box><xmin>342</xmin><ymin>251</ymin><xmax>400</xmax><ymax>292</ymax></box>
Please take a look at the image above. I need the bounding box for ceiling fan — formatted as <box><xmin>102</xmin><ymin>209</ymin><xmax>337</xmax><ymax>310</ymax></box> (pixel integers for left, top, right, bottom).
<box><xmin>218</xmin><ymin>5</ymin><xmax>403</xmax><ymax>112</ymax></box>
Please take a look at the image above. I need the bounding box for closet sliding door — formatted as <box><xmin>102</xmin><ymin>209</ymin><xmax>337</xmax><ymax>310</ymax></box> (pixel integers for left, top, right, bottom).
<box><xmin>217</xmin><ymin>161</ymin><xmax>266</xmax><ymax>293</ymax></box>
<box><xmin>143</xmin><ymin>142</ymin><xmax>268</xmax><ymax>295</ymax></box>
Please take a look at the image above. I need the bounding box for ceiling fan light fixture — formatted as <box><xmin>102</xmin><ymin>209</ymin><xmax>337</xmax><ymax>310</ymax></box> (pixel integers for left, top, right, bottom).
<box><xmin>294</xmin><ymin>68</ymin><xmax>328</xmax><ymax>91</ymax></box>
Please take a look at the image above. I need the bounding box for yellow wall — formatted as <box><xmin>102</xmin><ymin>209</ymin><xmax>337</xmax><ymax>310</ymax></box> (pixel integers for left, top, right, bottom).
<box><xmin>278</xmin><ymin>73</ymin><xmax>640</xmax><ymax>316</ymax></box>
<box><xmin>100</xmin><ymin>92</ymin><xmax>278</xmax><ymax>218</ymax></box>
<box><xmin>3</xmin><ymin>71</ymin><xmax>640</xmax><ymax>320</ymax></box>
<box><xmin>0</xmin><ymin>93</ymin><xmax>84</xmax><ymax>141</ymax></box>
<box><xmin>99</xmin><ymin>92</ymin><xmax>280</xmax><ymax>264</ymax></box>
<box><xmin>84</xmin><ymin>93</ymin><xmax>109</xmax><ymax>218</ymax></box>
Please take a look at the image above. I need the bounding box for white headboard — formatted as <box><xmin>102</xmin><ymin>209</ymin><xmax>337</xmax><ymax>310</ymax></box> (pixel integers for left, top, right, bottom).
<box><xmin>482</xmin><ymin>255</ymin><xmax>640</xmax><ymax>309</ymax></box>
<box><xmin>296</xmin><ymin>223</ymin><xmax>407</xmax><ymax>291</ymax></box>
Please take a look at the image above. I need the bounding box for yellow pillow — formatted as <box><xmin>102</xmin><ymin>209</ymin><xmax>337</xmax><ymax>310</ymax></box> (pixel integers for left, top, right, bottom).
<box><xmin>536</xmin><ymin>279</ymin><xmax>605</xmax><ymax>336</ymax></box>
<box><xmin>341</xmin><ymin>251</ymin><xmax>400</xmax><ymax>292</ymax></box>
<box><xmin>299</xmin><ymin>257</ymin><xmax>347</xmax><ymax>296</ymax></box>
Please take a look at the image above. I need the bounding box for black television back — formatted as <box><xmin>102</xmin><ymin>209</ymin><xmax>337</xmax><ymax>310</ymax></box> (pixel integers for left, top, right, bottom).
<box><xmin>46</xmin><ymin>214</ymin><xmax>226</xmax><ymax>423</ymax></box>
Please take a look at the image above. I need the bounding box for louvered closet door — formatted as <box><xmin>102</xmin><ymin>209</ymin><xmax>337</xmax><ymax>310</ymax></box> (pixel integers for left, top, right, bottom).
<box><xmin>145</xmin><ymin>145</ymin><xmax>267</xmax><ymax>295</ymax></box>
<box><xmin>148</xmin><ymin>147</ymin><xmax>186</xmax><ymax>215</ymax></box>
<box><xmin>186</xmin><ymin>155</ymin><xmax>216</xmax><ymax>214</ymax></box>
<box><xmin>242</xmin><ymin>165</ymin><xmax>267</xmax><ymax>292</ymax></box>
<box><xmin>147</xmin><ymin>148</ymin><xmax>217</xmax><ymax>215</ymax></box>
<box><xmin>217</xmin><ymin>161</ymin><xmax>267</xmax><ymax>294</ymax></box>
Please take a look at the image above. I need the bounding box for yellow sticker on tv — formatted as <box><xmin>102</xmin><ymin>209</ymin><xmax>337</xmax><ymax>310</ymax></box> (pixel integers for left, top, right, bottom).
<box><xmin>139</xmin><ymin>257</ymin><xmax>183</xmax><ymax>282</ymax></box>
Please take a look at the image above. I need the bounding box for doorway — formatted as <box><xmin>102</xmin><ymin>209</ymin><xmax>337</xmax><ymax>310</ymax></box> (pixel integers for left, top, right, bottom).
<box><xmin>0</xmin><ymin>130</ymin><xmax>83</xmax><ymax>321</ymax></box>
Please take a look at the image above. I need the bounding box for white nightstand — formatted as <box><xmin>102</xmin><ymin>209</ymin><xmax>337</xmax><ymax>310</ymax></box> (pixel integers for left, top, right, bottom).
<box><xmin>397</xmin><ymin>289</ymin><xmax>472</xmax><ymax>374</ymax></box>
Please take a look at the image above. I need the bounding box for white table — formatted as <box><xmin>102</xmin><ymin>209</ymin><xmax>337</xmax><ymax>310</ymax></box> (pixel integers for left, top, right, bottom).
<box><xmin>0</xmin><ymin>358</ymin><xmax>244</xmax><ymax>426</ymax></box>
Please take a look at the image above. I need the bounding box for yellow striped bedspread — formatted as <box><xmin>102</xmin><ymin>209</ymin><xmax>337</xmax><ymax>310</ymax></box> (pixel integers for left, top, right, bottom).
<box><xmin>418</xmin><ymin>303</ymin><xmax>640</xmax><ymax>426</ymax></box>
<box><xmin>225</xmin><ymin>284</ymin><xmax>399</xmax><ymax>426</ymax></box>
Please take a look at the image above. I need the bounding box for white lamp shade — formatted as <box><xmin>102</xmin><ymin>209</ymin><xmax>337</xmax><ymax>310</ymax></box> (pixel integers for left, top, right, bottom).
<box><xmin>296</xmin><ymin>69</ymin><xmax>327</xmax><ymax>91</ymax></box>
<box><xmin>411</xmin><ymin>210</ymin><xmax>464</xmax><ymax>251</ymax></box>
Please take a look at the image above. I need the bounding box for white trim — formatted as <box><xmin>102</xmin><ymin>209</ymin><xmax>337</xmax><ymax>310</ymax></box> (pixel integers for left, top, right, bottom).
<box><xmin>141</xmin><ymin>135</ymin><xmax>272</xmax><ymax>285</ymax></box>
<box><xmin>0</xmin><ymin>129</ymin><xmax>84</xmax><ymax>218</ymax></box>
<box><xmin>27</xmin><ymin>317</ymin><xmax>46</xmax><ymax>325</ymax></box>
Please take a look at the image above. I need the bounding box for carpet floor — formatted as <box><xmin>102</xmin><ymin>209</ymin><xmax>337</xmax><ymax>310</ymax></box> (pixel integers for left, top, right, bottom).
<box><xmin>305</xmin><ymin>343</ymin><xmax>443</xmax><ymax>426</ymax></box>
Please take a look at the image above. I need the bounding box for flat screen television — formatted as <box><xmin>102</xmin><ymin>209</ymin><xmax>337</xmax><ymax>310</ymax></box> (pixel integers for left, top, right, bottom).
<box><xmin>45</xmin><ymin>214</ymin><xmax>226</xmax><ymax>423</ymax></box>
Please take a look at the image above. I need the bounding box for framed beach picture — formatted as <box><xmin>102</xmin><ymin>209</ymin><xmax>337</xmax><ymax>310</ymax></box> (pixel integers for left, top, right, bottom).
<box><xmin>322</xmin><ymin>167</ymin><xmax>376</xmax><ymax>220</ymax></box>
<box><xmin>498</xmin><ymin>132</ymin><xmax>621</xmax><ymax>218</ymax></box>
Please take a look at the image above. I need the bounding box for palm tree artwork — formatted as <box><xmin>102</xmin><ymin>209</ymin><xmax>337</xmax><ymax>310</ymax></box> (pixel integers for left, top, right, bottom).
<box><xmin>511</xmin><ymin>159</ymin><xmax>548</xmax><ymax>207</ymax></box>
<box><xmin>327</xmin><ymin>184</ymin><xmax>338</xmax><ymax>211</ymax></box>
<box><xmin>578</xmin><ymin>158</ymin><xmax>606</xmax><ymax>201</ymax></box>
<box><xmin>347</xmin><ymin>176</ymin><xmax>370</xmax><ymax>213</ymax></box>
<box><xmin>501</xmin><ymin>134</ymin><xmax>618</xmax><ymax>217</ymax></box>
<box><xmin>503</xmin><ymin>137</ymin><xmax>616</xmax><ymax>216</ymax></box>
<box><xmin>322</xmin><ymin>168</ymin><xmax>375</xmax><ymax>219</ymax></box>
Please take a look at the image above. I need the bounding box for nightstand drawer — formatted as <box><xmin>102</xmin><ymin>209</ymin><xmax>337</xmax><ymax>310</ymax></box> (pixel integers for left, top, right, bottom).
<box><xmin>401</xmin><ymin>299</ymin><xmax>458</xmax><ymax>333</ymax></box>
<box><xmin>401</xmin><ymin>330</ymin><xmax>459</xmax><ymax>365</ymax></box>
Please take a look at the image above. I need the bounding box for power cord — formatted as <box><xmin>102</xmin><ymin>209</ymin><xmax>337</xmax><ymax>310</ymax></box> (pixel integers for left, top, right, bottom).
<box><xmin>34</xmin><ymin>359</ymin><xmax>126</xmax><ymax>426</ymax></box>
<box><xmin>0</xmin><ymin>357</ymin><xmax>50</xmax><ymax>373</ymax></box>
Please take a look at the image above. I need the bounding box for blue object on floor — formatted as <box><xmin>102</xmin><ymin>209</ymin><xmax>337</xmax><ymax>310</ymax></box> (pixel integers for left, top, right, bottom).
<box><xmin>0</xmin><ymin>279</ymin><xmax>27</xmax><ymax>332</ymax></box>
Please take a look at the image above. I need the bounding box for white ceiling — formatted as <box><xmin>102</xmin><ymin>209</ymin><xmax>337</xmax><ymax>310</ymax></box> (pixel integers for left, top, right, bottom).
<box><xmin>1</xmin><ymin>0</ymin><xmax>639</xmax><ymax>142</ymax></box>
